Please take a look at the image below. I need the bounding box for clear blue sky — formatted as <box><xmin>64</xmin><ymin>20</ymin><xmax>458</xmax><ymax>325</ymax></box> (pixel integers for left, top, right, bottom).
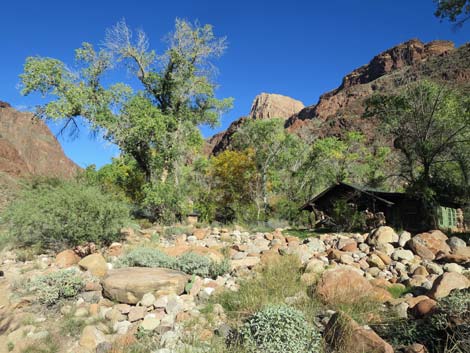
<box><xmin>1</xmin><ymin>0</ymin><xmax>469</xmax><ymax>168</ymax></box>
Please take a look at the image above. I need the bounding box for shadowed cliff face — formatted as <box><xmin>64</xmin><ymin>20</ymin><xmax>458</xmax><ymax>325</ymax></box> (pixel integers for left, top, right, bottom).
<box><xmin>0</xmin><ymin>103</ymin><xmax>79</xmax><ymax>208</ymax></box>
<box><xmin>206</xmin><ymin>39</ymin><xmax>470</xmax><ymax>154</ymax></box>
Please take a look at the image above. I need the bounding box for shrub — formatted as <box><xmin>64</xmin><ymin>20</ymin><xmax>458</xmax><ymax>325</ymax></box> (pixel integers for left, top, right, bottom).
<box><xmin>1</xmin><ymin>179</ymin><xmax>130</xmax><ymax>250</ymax></box>
<box><xmin>215</xmin><ymin>255</ymin><xmax>320</xmax><ymax>322</ymax></box>
<box><xmin>114</xmin><ymin>247</ymin><xmax>176</xmax><ymax>269</ymax></box>
<box><xmin>239</xmin><ymin>305</ymin><xmax>321</xmax><ymax>353</ymax></box>
<box><xmin>28</xmin><ymin>269</ymin><xmax>84</xmax><ymax>306</ymax></box>
<box><xmin>177</xmin><ymin>252</ymin><xmax>213</xmax><ymax>277</ymax></box>
<box><xmin>376</xmin><ymin>288</ymin><xmax>470</xmax><ymax>353</ymax></box>
<box><xmin>115</xmin><ymin>247</ymin><xmax>230</xmax><ymax>279</ymax></box>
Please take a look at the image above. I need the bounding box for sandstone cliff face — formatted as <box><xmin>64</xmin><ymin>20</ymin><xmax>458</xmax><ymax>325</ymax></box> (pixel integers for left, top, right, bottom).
<box><xmin>249</xmin><ymin>93</ymin><xmax>304</xmax><ymax>120</ymax></box>
<box><xmin>206</xmin><ymin>93</ymin><xmax>304</xmax><ymax>155</ymax></box>
<box><xmin>0</xmin><ymin>102</ymin><xmax>79</xmax><ymax>208</ymax></box>
<box><xmin>0</xmin><ymin>102</ymin><xmax>78</xmax><ymax>183</ymax></box>
<box><xmin>206</xmin><ymin>39</ymin><xmax>469</xmax><ymax>154</ymax></box>
<box><xmin>286</xmin><ymin>39</ymin><xmax>469</xmax><ymax>139</ymax></box>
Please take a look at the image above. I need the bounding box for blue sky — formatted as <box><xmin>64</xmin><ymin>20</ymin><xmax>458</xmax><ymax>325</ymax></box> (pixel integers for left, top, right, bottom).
<box><xmin>1</xmin><ymin>0</ymin><xmax>469</xmax><ymax>168</ymax></box>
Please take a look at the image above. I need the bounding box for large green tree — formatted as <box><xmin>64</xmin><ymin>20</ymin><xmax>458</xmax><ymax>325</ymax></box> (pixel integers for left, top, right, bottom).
<box><xmin>232</xmin><ymin>118</ymin><xmax>305</xmax><ymax>221</ymax></box>
<box><xmin>366</xmin><ymin>80</ymin><xmax>470</xmax><ymax>202</ymax></box>
<box><xmin>20</xmin><ymin>19</ymin><xmax>232</xmax><ymax>220</ymax></box>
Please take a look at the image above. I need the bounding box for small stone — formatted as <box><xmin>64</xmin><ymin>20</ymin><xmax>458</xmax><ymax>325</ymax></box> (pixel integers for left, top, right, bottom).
<box><xmin>128</xmin><ymin>306</ymin><xmax>146</xmax><ymax>322</ymax></box>
<box><xmin>392</xmin><ymin>249</ymin><xmax>414</xmax><ymax>261</ymax></box>
<box><xmin>140</xmin><ymin>317</ymin><xmax>160</xmax><ymax>331</ymax></box>
<box><xmin>74</xmin><ymin>307</ymin><xmax>89</xmax><ymax>317</ymax></box>
<box><xmin>140</xmin><ymin>293</ymin><xmax>156</xmax><ymax>307</ymax></box>
<box><xmin>399</xmin><ymin>231</ymin><xmax>412</xmax><ymax>247</ymax></box>
<box><xmin>443</xmin><ymin>263</ymin><xmax>464</xmax><ymax>273</ymax></box>
<box><xmin>113</xmin><ymin>320</ymin><xmax>132</xmax><ymax>335</ymax></box>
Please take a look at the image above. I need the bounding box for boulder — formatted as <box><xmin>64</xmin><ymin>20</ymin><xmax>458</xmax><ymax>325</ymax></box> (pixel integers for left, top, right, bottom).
<box><xmin>324</xmin><ymin>312</ymin><xmax>394</xmax><ymax>353</ymax></box>
<box><xmin>102</xmin><ymin>267</ymin><xmax>188</xmax><ymax>304</ymax></box>
<box><xmin>408</xmin><ymin>230</ymin><xmax>451</xmax><ymax>259</ymax></box>
<box><xmin>367</xmin><ymin>226</ymin><xmax>398</xmax><ymax>246</ymax></box>
<box><xmin>428</xmin><ymin>272</ymin><xmax>470</xmax><ymax>299</ymax></box>
<box><xmin>55</xmin><ymin>249</ymin><xmax>80</xmax><ymax>268</ymax></box>
<box><xmin>447</xmin><ymin>236</ymin><xmax>466</xmax><ymax>251</ymax></box>
<box><xmin>316</xmin><ymin>267</ymin><xmax>374</xmax><ymax>304</ymax></box>
<box><xmin>392</xmin><ymin>249</ymin><xmax>415</xmax><ymax>262</ymax></box>
<box><xmin>78</xmin><ymin>253</ymin><xmax>108</xmax><ymax>277</ymax></box>
<box><xmin>411</xmin><ymin>298</ymin><xmax>437</xmax><ymax>318</ymax></box>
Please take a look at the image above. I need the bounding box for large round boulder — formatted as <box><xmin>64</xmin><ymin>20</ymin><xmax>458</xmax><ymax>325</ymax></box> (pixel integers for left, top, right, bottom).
<box><xmin>408</xmin><ymin>230</ymin><xmax>451</xmax><ymax>260</ymax></box>
<box><xmin>102</xmin><ymin>267</ymin><xmax>188</xmax><ymax>304</ymax></box>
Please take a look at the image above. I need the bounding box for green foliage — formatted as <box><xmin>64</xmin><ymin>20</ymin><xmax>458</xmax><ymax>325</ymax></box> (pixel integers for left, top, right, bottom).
<box><xmin>20</xmin><ymin>19</ymin><xmax>233</xmax><ymax>222</ymax></box>
<box><xmin>238</xmin><ymin>305</ymin><xmax>322</xmax><ymax>353</ymax></box>
<box><xmin>28</xmin><ymin>269</ymin><xmax>84</xmax><ymax>306</ymax></box>
<box><xmin>81</xmin><ymin>156</ymin><xmax>146</xmax><ymax>204</ymax></box>
<box><xmin>376</xmin><ymin>289</ymin><xmax>470</xmax><ymax>353</ymax></box>
<box><xmin>386</xmin><ymin>284</ymin><xmax>413</xmax><ymax>299</ymax></box>
<box><xmin>142</xmin><ymin>181</ymin><xmax>190</xmax><ymax>223</ymax></box>
<box><xmin>215</xmin><ymin>255</ymin><xmax>320</xmax><ymax>322</ymax></box>
<box><xmin>114</xmin><ymin>247</ymin><xmax>177</xmax><ymax>269</ymax></box>
<box><xmin>366</xmin><ymin>80</ymin><xmax>470</xmax><ymax>207</ymax></box>
<box><xmin>330</xmin><ymin>199</ymin><xmax>366</xmax><ymax>232</ymax></box>
<box><xmin>177</xmin><ymin>252</ymin><xmax>213</xmax><ymax>277</ymax></box>
<box><xmin>435</xmin><ymin>0</ymin><xmax>470</xmax><ymax>25</ymax></box>
<box><xmin>1</xmin><ymin>179</ymin><xmax>130</xmax><ymax>250</ymax></box>
<box><xmin>115</xmin><ymin>247</ymin><xmax>230</xmax><ymax>278</ymax></box>
<box><xmin>232</xmin><ymin>118</ymin><xmax>307</xmax><ymax>222</ymax></box>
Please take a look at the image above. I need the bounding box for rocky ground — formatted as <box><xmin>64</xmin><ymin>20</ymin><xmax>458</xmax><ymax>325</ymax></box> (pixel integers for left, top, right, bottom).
<box><xmin>0</xmin><ymin>225</ymin><xmax>469</xmax><ymax>353</ymax></box>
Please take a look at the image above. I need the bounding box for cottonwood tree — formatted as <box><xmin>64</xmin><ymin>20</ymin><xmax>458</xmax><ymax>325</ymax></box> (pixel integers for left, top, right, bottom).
<box><xmin>20</xmin><ymin>19</ymin><xmax>232</xmax><ymax>221</ymax></box>
<box><xmin>232</xmin><ymin>118</ymin><xmax>304</xmax><ymax>221</ymax></box>
<box><xmin>366</xmin><ymin>80</ymin><xmax>470</xmax><ymax>202</ymax></box>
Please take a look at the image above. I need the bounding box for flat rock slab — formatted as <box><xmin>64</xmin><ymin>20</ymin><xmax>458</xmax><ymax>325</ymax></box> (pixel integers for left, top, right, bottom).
<box><xmin>102</xmin><ymin>267</ymin><xmax>188</xmax><ymax>304</ymax></box>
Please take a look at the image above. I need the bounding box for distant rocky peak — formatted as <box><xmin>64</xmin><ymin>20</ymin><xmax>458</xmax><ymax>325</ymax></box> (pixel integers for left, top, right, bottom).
<box><xmin>249</xmin><ymin>93</ymin><xmax>304</xmax><ymax>120</ymax></box>
<box><xmin>340</xmin><ymin>39</ymin><xmax>455</xmax><ymax>89</ymax></box>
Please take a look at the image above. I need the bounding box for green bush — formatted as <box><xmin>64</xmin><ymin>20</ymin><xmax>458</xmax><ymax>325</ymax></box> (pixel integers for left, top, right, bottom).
<box><xmin>115</xmin><ymin>247</ymin><xmax>230</xmax><ymax>279</ymax></box>
<box><xmin>177</xmin><ymin>252</ymin><xmax>213</xmax><ymax>277</ymax></box>
<box><xmin>376</xmin><ymin>289</ymin><xmax>470</xmax><ymax>353</ymax></box>
<box><xmin>239</xmin><ymin>305</ymin><xmax>321</xmax><ymax>353</ymax></box>
<box><xmin>115</xmin><ymin>247</ymin><xmax>177</xmax><ymax>269</ymax></box>
<box><xmin>1</xmin><ymin>179</ymin><xmax>130</xmax><ymax>250</ymax></box>
<box><xmin>28</xmin><ymin>269</ymin><xmax>84</xmax><ymax>306</ymax></box>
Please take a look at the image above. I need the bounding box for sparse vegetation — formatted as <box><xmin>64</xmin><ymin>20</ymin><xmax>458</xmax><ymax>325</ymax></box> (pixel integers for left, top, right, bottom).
<box><xmin>27</xmin><ymin>269</ymin><xmax>84</xmax><ymax>306</ymax></box>
<box><xmin>115</xmin><ymin>247</ymin><xmax>230</xmax><ymax>278</ymax></box>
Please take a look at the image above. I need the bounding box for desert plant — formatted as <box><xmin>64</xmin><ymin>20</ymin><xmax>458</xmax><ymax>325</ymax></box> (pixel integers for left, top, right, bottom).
<box><xmin>28</xmin><ymin>269</ymin><xmax>84</xmax><ymax>306</ymax></box>
<box><xmin>115</xmin><ymin>247</ymin><xmax>230</xmax><ymax>279</ymax></box>
<box><xmin>215</xmin><ymin>255</ymin><xmax>320</xmax><ymax>322</ymax></box>
<box><xmin>1</xmin><ymin>179</ymin><xmax>130</xmax><ymax>250</ymax></box>
<box><xmin>114</xmin><ymin>247</ymin><xmax>176</xmax><ymax>269</ymax></box>
<box><xmin>376</xmin><ymin>288</ymin><xmax>470</xmax><ymax>353</ymax></box>
<box><xmin>238</xmin><ymin>305</ymin><xmax>321</xmax><ymax>353</ymax></box>
<box><xmin>177</xmin><ymin>252</ymin><xmax>213</xmax><ymax>277</ymax></box>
